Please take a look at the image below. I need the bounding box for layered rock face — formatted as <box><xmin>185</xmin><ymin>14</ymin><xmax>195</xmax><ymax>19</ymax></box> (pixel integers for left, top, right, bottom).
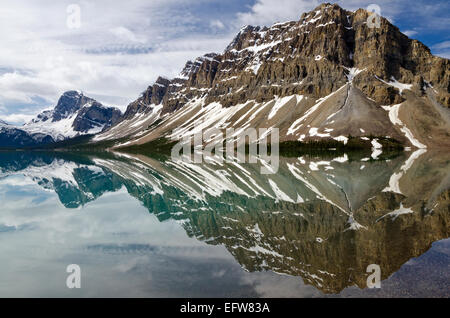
<box><xmin>0</xmin><ymin>91</ymin><xmax>122</xmax><ymax>148</ymax></box>
<box><xmin>96</xmin><ymin>3</ymin><xmax>450</xmax><ymax>149</ymax></box>
<box><xmin>72</xmin><ymin>101</ymin><xmax>122</xmax><ymax>133</ymax></box>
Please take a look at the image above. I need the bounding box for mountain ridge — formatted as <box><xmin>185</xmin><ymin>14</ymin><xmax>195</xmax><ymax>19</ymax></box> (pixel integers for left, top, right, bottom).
<box><xmin>94</xmin><ymin>3</ymin><xmax>450</xmax><ymax>150</ymax></box>
<box><xmin>0</xmin><ymin>91</ymin><xmax>122</xmax><ymax>148</ymax></box>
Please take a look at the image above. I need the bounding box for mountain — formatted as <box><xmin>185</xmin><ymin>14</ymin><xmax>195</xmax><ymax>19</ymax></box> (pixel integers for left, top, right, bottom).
<box><xmin>0</xmin><ymin>91</ymin><xmax>122</xmax><ymax>148</ymax></box>
<box><xmin>95</xmin><ymin>3</ymin><xmax>450</xmax><ymax>150</ymax></box>
<box><xmin>0</xmin><ymin>119</ymin><xmax>55</xmax><ymax>148</ymax></box>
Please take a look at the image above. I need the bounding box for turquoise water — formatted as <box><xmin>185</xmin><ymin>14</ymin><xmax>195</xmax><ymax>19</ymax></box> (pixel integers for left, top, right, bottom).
<box><xmin>0</xmin><ymin>150</ymin><xmax>448</xmax><ymax>297</ymax></box>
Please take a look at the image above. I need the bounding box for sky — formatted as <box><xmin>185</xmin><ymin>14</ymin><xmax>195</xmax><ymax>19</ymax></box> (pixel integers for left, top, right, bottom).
<box><xmin>0</xmin><ymin>0</ymin><xmax>449</xmax><ymax>125</ymax></box>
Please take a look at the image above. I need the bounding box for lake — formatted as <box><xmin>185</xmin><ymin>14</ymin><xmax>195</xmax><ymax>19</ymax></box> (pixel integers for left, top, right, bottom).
<box><xmin>0</xmin><ymin>150</ymin><xmax>448</xmax><ymax>297</ymax></box>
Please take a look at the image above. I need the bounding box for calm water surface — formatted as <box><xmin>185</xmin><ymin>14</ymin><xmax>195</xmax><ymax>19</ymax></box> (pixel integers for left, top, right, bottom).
<box><xmin>0</xmin><ymin>150</ymin><xmax>448</xmax><ymax>297</ymax></box>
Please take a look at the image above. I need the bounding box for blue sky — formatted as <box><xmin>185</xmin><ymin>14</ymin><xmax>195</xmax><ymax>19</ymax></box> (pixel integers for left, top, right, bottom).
<box><xmin>0</xmin><ymin>0</ymin><xmax>448</xmax><ymax>124</ymax></box>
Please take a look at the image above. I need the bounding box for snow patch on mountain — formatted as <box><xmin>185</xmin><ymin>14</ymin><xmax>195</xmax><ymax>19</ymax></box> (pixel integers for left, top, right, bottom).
<box><xmin>376</xmin><ymin>203</ymin><xmax>414</xmax><ymax>222</ymax></box>
<box><xmin>382</xmin><ymin>104</ymin><xmax>427</xmax><ymax>149</ymax></box>
<box><xmin>23</xmin><ymin>112</ymin><xmax>79</xmax><ymax>141</ymax></box>
<box><xmin>383</xmin><ymin>148</ymin><xmax>427</xmax><ymax>194</ymax></box>
<box><xmin>375</xmin><ymin>76</ymin><xmax>413</xmax><ymax>95</ymax></box>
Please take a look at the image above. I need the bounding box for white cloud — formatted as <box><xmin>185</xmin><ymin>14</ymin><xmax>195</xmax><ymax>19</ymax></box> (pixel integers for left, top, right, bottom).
<box><xmin>0</xmin><ymin>0</ymin><xmax>232</xmax><ymax>115</ymax></box>
<box><xmin>437</xmin><ymin>52</ymin><xmax>450</xmax><ymax>59</ymax></box>
<box><xmin>234</xmin><ymin>0</ymin><xmax>408</xmax><ymax>28</ymax></box>
<box><xmin>403</xmin><ymin>30</ymin><xmax>418</xmax><ymax>37</ymax></box>
<box><xmin>432</xmin><ymin>41</ymin><xmax>450</xmax><ymax>59</ymax></box>
<box><xmin>210</xmin><ymin>19</ymin><xmax>225</xmax><ymax>30</ymax></box>
<box><xmin>236</xmin><ymin>0</ymin><xmax>319</xmax><ymax>27</ymax></box>
<box><xmin>109</xmin><ymin>26</ymin><xmax>147</xmax><ymax>44</ymax></box>
<box><xmin>432</xmin><ymin>41</ymin><xmax>450</xmax><ymax>50</ymax></box>
<box><xmin>0</xmin><ymin>113</ymin><xmax>36</xmax><ymax>125</ymax></box>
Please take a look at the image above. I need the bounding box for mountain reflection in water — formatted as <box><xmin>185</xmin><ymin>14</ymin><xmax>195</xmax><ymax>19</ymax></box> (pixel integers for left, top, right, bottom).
<box><xmin>0</xmin><ymin>150</ymin><xmax>448</xmax><ymax>297</ymax></box>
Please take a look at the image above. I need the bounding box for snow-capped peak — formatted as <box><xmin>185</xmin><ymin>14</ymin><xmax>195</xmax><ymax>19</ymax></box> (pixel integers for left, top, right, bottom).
<box><xmin>0</xmin><ymin>91</ymin><xmax>122</xmax><ymax>147</ymax></box>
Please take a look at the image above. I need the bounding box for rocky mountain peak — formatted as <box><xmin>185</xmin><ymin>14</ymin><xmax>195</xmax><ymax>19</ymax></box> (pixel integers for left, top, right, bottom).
<box><xmin>96</xmin><ymin>3</ymin><xmax>449</xmax><ymax>149</ymax></box>
<box><xmin>0</xmin><ymin>91</ymin><xmax>123</xmax><ymax>148</ymax></box>
<box><xmin>179</xmin><ymin>53</ymin><xmax>220</xmax><ymax>80</ymax></box>
<box><xmin>52</xmin><ymin>90</ymin><xmax>95</xmax><ymax>121</ymax></box>
<box><xmin>117</xmin><ymin>2</ymin><xmax>446</xmax><ymax>118</ymax></box>
<box><xmin>225</xmin><ymin>25</ymin><xmax>263</xmax><ymax>52</ymax></box>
